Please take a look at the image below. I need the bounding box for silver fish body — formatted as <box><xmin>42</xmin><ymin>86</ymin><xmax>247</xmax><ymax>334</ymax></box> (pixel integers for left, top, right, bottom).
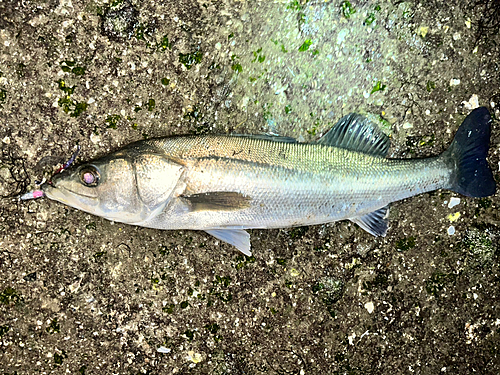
<box><xmin>42</xmin><ymin>108</ymin><xmax>496</xmax><ymax>255</ymax></box>
<box><xmin>140</xmin><ymin>136</ymin><xmax>445</xmax><ymax>229</ymax></box>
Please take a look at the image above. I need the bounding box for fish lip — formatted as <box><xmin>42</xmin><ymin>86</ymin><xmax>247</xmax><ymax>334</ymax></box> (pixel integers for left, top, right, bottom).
<box><xmin>43</xmin><ymin>183</ymin><xmax>98</xmax><ymax>200</ymax></box>
<box><xmin>60</xmin><ymin>186</ymin><xmax>98</xmax><ymax>199</ymax></box>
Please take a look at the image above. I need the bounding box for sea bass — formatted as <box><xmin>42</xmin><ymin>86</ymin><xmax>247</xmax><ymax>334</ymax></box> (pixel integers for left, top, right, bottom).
<box><xmin>38</xmin><ymin>107</ymin><xmax>495</xmax><ymax>255</ymax></box>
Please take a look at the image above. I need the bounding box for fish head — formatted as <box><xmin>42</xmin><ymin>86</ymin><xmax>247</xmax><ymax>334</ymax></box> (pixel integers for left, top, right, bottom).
<box><xmin>43</xmin><ymin>151</ymin><xmax>150</xmax><ymax>224</ymax></box>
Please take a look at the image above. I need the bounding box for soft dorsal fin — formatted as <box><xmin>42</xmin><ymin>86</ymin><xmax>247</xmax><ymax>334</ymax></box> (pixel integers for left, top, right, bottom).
<box><xmin>314</xmin><ymin>114</ymin><xmax>391</xmax><ymax>157</ymax></box>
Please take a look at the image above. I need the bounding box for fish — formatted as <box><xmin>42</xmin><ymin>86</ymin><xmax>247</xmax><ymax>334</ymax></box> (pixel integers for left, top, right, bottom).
<box><xmin>36</xmin><ymin>107</ymin><xmax>495</xmax><ymax>256</ymax></box>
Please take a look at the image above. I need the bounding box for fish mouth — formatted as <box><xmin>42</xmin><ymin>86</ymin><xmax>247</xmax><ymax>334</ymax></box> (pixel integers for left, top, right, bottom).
<box><xmin>43</xmin><ymin>184</ymin><xmax>98</xmax><ymax>203</ymax></box>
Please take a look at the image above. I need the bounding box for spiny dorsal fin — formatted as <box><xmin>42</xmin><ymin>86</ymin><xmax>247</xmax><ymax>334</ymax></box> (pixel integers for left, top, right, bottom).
<box><xmin>181</xmin><ymin>191</ymin><xmax>251</xmax><ymax>212</ymax></box>
<box><xmin>314</xmin><ymin>113</ymin><xmax>390</xmax><ymax>157</ymax></box>
<box><xmin>350</xmin><ymin>206</ymin><xmax>389</xmax><ymax>236</ymax></box>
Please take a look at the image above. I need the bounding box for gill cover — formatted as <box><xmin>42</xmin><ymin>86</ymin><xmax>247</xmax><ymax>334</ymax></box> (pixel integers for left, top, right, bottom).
<box><xmin>133</xmin><ymin>153</ymin><xmax>185</xmax><ymax>214</ymax></box>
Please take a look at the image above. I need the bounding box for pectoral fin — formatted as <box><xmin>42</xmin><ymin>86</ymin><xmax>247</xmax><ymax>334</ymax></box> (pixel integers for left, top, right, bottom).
<box><xmin>205</xmin><ymin>229</ymin><xmax>252</xmax><ymax>256</ymax></box>
<box><xmin>181</xmin><ymin>191</ymin><xmax>251</xmax><ymax>212</ymax></box>
<box><xmin>350</xmin><ymin>206</ymin><xmax>389</xmax><ymax>237</ymax></box>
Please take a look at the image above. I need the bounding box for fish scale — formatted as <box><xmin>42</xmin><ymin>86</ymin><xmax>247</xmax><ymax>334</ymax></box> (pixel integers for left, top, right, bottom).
<box><xmin>142</xmin><ymin>136</ymin><xmax>448</xmax><ymax>229</ymax></box>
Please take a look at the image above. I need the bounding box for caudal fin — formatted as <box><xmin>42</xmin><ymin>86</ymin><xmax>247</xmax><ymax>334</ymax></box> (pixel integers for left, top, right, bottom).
<box><xmin>445</xmin><ymin>107</ymin><xmax>496</xmax><ymax>197</ymax></box>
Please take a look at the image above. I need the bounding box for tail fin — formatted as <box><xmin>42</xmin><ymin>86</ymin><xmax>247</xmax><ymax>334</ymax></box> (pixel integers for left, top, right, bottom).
<box><xmin>444</xmin><ymin>107</ymin><xmax>496</xmax><ymax>198</ymax></box>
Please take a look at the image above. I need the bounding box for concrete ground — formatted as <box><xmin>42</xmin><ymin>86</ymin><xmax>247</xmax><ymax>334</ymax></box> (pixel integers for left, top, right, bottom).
<box><xmin>1</xmin><ymin>0</ymin><xmax>499</xmax><ymax>373</ymax></box>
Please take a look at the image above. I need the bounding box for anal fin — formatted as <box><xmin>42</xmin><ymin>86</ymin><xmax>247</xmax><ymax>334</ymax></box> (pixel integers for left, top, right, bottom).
<box><xmin>350</xmin><ymin>206</ymin><xmax>389</xmax><ymax>237</ymax></box>
<box><xmin>205</xmin><ymin>229</ymin><xmax>252</xmax><ymax>256</ymax></box>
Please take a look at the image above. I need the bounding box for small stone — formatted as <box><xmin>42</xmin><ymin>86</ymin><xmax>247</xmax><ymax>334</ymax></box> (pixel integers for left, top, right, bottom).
<box><xmin>448</xmin><ymin>197</ymin><xmax>460</xmax><ymax>208</ymax></box>
<box><xmin>364</xmin><ymin>301</ymin><xmax>374</xmax><ymax>314</ymax></box>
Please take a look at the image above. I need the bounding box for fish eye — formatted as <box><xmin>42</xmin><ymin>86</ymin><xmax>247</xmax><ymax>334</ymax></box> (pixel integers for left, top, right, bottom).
<box><xmin>79</xmin><ymin>166</ymin><xmax>100</xmax><ymax>187</ymax></box>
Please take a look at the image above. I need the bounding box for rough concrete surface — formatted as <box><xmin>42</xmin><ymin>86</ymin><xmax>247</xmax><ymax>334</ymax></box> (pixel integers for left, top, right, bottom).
<box><xmin>1</xmin><ymin>0</ymin><xmax>499</xmax><ymax>373</ymax></box>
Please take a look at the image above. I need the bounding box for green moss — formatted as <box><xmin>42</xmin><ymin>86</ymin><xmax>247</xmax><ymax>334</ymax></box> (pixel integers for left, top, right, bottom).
<box><xmin>105</xmin><ymin>114</ymin><xmax>121</xmax><ymax>129</ymax></box>
<box><xmin>85</xmin><ymin>222</ymin><xmax>97</xmax><ymax>230</ymax></box>
<box><xmin>285</xmin><ymin>105</ymin><xmax>292</xmax><ymax>114</ymax></box>
<box><xmin>0</xmin><ymin>287</ymin><xmax>21</xmax><ymax>305</ymax></box>
<box><xmin>312</xmin><ymin>278</ymin><xmax>345</xmax><ymax>305</ymax></box>
<box><xmin>289</xmin><ymin>226</ymin><xmax>307</xmax><ymax>239</ymax></box>
<box><xmin>477</xmin><ymin>198</ymin><xmax>492</xmax><ymax>209</ymax></box>
<box><xmin>147</xmin><ymin>98</ymin><xmax>155</xmax><ymax>111</ymax></box>
<box><xmin>162</xmin><ymin>303</ymin><xmax>175</xmax><ymax>314</ymax></box>
<box><xmin>66</xmin><ymin>100</ymin><xmax>87</xmax><ymax>117</ymax></box>
<box><xmin>307</xmin><ymin>120</ymin><xmax>321</xmax><ymax>136</ymax></box>
<box><xmin>180</xmin><ymin>301</ymin><xmax>189</xmax><ymax>309</ymax></box>
<box><xmin>363</xmin><ymin>273</ymin><xmax>389</xmax><ymax>291</ymax></box>
<box><xmin>0</xmin><ymin>325</ymin><xmax>10</xmax><ymax>337</ymax></box>
<box><xmin>57</xmin><ymin>79</ymin><xmax>75</xmax><ymax>95</ymax></box>
<box><xmin>46</xmin><ymin>318</ymin><xmax>60</xmax><ymax>334</ymax></box>
<box><xmin>205</xmin><ymin>323</ymin><xmax>220</xmax><ymax>335</ymax></box>
<box><xmin>365</xmin><ymin>13</ymin><xmax>376</xmax><ymax>25</ymax></box>
<box><xmin>426</xmin><ymin>80</ymin><xmax>436</xmax><ymax>92</ymax></box>
<box><xmin>395</xmin><ymin>236</ymin><xmax>416</xmax><ymax>252</ymax></box>
<box><xmin>93</xmin><ymin>251</ymin><xmax>107</xmax><ymax>259</ymax></box>
<box><xmin>60</xmin><ymin>61</ymin><xmax>86</xmax><ymax>75</ymax></box>
<box><xmin>16</xmin><ymin>63</ymin><xmax>26</xmax><ymax>78</ymax></box>
<box><xmin>281</xmin><ymin>44</ymin><xmax>288</xmax><ymax>53</ymax></box>
<box><xmin>158</xmin><ymin>245</ymin><xmax>169</xmax><ymax>256</ymax></box>
<box><xmin>209</xmin><ymin>276</ymin><xmax>233</xmax><ymax>304</ymax></box>
<box><xmin>71</xmin><ymin>66</ymin><xmax>86</xmax><ymax>75</ymax></box>
<box><xmin>179</xmin><ymin>49</ymin><xmax>203</xmax><ymax>70</ymax></box>
<box><xmin>79</xmin><ymin>365</ymin><xmax>87</xmax><ymax>375</ymax></box>
<box><xmin>370</xmin><ymin>80</ymin><xmax>386</xmax><ymax>94</ymax></box>
<box><xmin>161</xmin><ymin>77</ymin><xmax>170</xmax><ymax>86</ymax></box>
<box><xmin>231</xmin><ymin>63</ymin><xmax>243</xmax><ymax>72</ymax></box>
<box><xmin>419</xmin><ymin>134</ymin><xmax>435</xmax><ymax>147</ymax></box>
<box><xmin>56</xmin><ymin>79</ymin><xmax>87</xmax><ymax>117</ymax></box>
<box><xmin>183</xmin><ymin>329</ymin><xmax>195</xmax><ymax>341</ymax></box>
<box><xmin>159</xmin><ymin>35</ymin><xmax>172</xmax><ymax>51</ymax></box>
<box><xmin>252</xmin><ymin>48</ymin><xmax>265</xmax><ymax>63</ymax></box>
<box><xmin>286</xmin><ymin>0</ymin><xmax>303</xmax><ymax>11</ymax></box>
<box><xmin>215</xmin><ymin>275</ymin><xmax>231</xmax><ymax>287</ymax></box>
<box><xmin>341</xmin><ymin>1</ymin><xmax>356</xmax><ymax>19</ymax></box>
<box><xmin>298</xmin><ymin>39</ymin><xmax>312</xmax><ymax>52</ymax></box>
<box><xmin>54</xmin><ymin>351</ymin><xmax>67</xmax><ymax>365</ymax></box>
<box><xmin>235</xmin><ymin>255</ymin><xmax>256</xmax><ymax>270</ymax></box>
<box><xmin>276</xmin><ymin>258</ymin><xmax>287</xmax><ymax>266</ymax></box>
<box><xmin>463</xmin><ymin>228</ymin><xmax>495</xmax><ymax>267</ymax></box>
<box><xmin>0</xmin><ymin>89</ymin><xmax>6</xmax><ymax>102</ymax></box>
<box><xmin>312</xmin><ymin>283</ymin><xmax>324</xmax><ymax>293</ymax></box>
<box><xmin>425</xmin><ymin>271</ymin><xmax>457</xmax><ymax>296</ymax></box>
